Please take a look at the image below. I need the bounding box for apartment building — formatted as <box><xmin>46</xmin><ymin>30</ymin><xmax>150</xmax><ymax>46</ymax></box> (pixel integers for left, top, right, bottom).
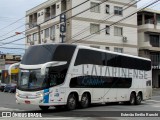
<box><xmin>138</xmin><ymin>9</ymin><xmax>160</xmax><ymax>88</ymax></box>
<box><xmin>25</xmin><ymin>0</ymin><xmax>138</xmax><ymax>55</ymax></box>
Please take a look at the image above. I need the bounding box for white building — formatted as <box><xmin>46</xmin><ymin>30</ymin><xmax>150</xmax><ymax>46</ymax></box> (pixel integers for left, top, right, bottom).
<box><xmin>25</xmin><ymin>0</ymin><xmax>138</xmax><ymax>55</ymax></box>
<box><xmin>138</xmin><ymin>9</ymin><xmax>160</xmax><ymax>88</ymax></box>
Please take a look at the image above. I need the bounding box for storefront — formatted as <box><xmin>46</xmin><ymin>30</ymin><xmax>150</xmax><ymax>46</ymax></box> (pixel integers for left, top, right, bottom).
<box><xmin>11</xmin><ymin>68</ymin><xmax>19</xmax><ymax>83</ymax></box>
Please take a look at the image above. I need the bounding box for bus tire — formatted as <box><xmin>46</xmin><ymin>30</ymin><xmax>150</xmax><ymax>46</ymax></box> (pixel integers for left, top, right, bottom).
<box><xmin>39</xmin><ymin>106</ymin><xmax>49</xmax><ymax>111</ymax></box>
<box><xmin>67</xmin><ymin>93</ymin><xmax>77</xmax><ymax>110</ymax></box>
<box><xmin>129</xmin><ymin>92</ymin><xmax>136</xmax><ymax>105</ymax></box>
<box><xmin>9</xmin><ymin>89</ymin><xmax>12</xmax><ymax>93</ymax></box>
<box><xmin>80</xmin><ymin>93</ymin><xmax>90</xmax><ymax>108</ymax></box>
<box><xmin>135</xmin><ymin>93</ymin><xmax>142</xmax><ymax>105</ymax></box>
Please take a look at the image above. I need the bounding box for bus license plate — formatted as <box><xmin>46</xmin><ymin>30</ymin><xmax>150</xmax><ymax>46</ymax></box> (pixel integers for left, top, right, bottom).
<box><xmin>25</xmin><ymin>100</ymin><xmax>31</xmax><ymax>104</ymax></box>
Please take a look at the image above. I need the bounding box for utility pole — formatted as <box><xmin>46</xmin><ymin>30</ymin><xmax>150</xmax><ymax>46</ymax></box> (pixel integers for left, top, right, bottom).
<box><xmin>38</xmin><ymin>25</ymin><xmax>41</xmax><ymax>44</ymax></box>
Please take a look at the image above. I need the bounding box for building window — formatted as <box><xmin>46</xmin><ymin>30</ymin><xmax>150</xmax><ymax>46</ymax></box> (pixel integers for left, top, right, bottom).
<box><xmin>106</xmin><ymin>47</ymin><xmax>110</xmax><ymax>51</ymax></box>
<box><xmin>114</xmin><ymin>48</ymin><xmax>123</xmax><ymax>53</ymax></box>
<box><xmin>61</xmin><ymin>0</ymin><xmax>67</xmax><ymax>12</ymax></box>
<box><xmin>50</xmin><ymin>26</ymin><xmax>55</xmax><ymax>40</ymax></box>
<box><xmin>33</xmin><ymin>33</ymin><xmax>37</xmax><ymax>41</ymax></box>
<box><xmin>45</xmin><ymin>28</ymin><xmax>50</xmax><ymax>38</ymax></box>
<box><xmin>114</xmin><ymin>26</ymin><xmax>123</xmax><ymax>36</ymax></box>
<box><xmin>114</xmin><ymin>6</ymin><xmax>123</xmax><ymax>15</ymax></box>
<box><xmin>106</xmin><ymin>25</ymin><xmax>110</xmax><ymax>34</ymax></box>
<box><xmin>150</xmin><ymin>35</ymin><xmax>160</xmax><ymax>47</ymax></box>
<box><xmin>45</xmin><ymin>7</ymin><xmax>51</xmax><ymax>21</ymax></box>
<box><xmin>27</xmin><ymin>35</ymin><xmax>31</xmax><ymax>43</ymax></box>
<box><xmin>90</xmin><ymin>2</ymin><xmax>100</xmax><ymax>13</ymax></box>
<box><xmin>57</xmin><ymin>5</ymin><xmax>59</xmax><ymax>9</ymax></box>
<box><xmin>51</xmin><ymin>4</ymin><xmax>56</xmax><ymax>18</ymax></box>
<box><xmin>90</xmin><ymin>24</ymin><xmax>100</xmax><ymax>34</ymax></box>
<box><xmin>106</xmin><ymin>5</ymin><xmax>110</xmax><ymax>14</ymax></box>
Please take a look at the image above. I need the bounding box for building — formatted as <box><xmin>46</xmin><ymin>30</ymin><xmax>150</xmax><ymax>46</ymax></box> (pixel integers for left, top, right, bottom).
<box><xmin>138</xmin><ymin>9</ymin><xmax>160</xmax><ymax>88</ymax></box>
<box><xmin>0</xmin><ymin>54</ymin><xmax>21</xmax><ymax>83</ymax></box>
<box><xmin>25</xmin><ymin>0</ymin><xmax>138</xmax><ymax>55</ymax></box>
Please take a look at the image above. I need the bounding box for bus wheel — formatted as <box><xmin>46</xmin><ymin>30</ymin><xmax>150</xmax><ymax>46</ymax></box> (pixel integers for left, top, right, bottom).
<box><xmin>39</xmin><ymin>106</ymin><xmax>50</xmax><ymax>111</ymax></box>
<box><xmin>136</xmin><ymin>93</ymin><xmax>142</xmax><ymax>105</ymax></box>
<box><xmin>129</xmin><ymin>92</ymin><xmax>136</xmax><ymax>105</ymax></box>
<box><xmin>9</xmin><ymin>89</ymin><xmax>12</xmax><ymax>93</ymax></box>
<box><xmin>80</xmin><ymin>93</ymin><xmax>90</xmax><ymax>108</ymax></box>
<box><xmin>67</xmin><ymin>94</ymin><xmax>77</xmax><ymax>110</ymax></box>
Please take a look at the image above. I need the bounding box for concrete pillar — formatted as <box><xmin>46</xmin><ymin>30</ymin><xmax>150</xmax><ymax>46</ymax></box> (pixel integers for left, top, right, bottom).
<box><xmin>142</xmin><ymin>13</ymin><xmax>145</xmax><ymax>24</ymax></box>
<box><xmin>154</xmin><ymin>13</ymin><xmax>157</xmax><ymax>29</ymax></box>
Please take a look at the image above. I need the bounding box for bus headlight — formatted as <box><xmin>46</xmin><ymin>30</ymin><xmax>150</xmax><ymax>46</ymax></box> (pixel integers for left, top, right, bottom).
<box><xmin>38</xmin><ymin>93</ymin><xmax>43</xmax><ymax>97</ymax></box>
<box><xmin>16</xmin><ymin>92</ymin><xmax>19</xmax><ymax>97</ymax></box>
<box><xmin>36</xmin><ymin>92</ymin><xmax>44</xmax><ymax>97</ymax></box>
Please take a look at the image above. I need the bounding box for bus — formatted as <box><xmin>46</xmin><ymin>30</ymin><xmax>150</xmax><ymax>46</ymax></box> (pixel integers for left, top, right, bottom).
<box><xmin>9</xmin><ymin>44</ymin><xmax>152</xmax><ymax>110</ymax></box>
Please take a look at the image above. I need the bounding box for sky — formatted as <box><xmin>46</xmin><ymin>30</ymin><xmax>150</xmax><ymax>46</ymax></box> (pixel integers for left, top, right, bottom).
<box><xmin>0</xmin><ymin>0</ymin><xmax>160</xmax><ymax>55</ymax></box>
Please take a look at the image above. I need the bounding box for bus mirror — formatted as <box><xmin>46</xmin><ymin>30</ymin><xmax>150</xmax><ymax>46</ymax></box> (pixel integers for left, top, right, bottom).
<box><xmin>41</xmin><ymin>61</ymin><xmax>67</xmax><ymax>76</ymax></box>
<box><xmin>8</xmin><ymin>62</ymin><xmax>20</xmax><ymax>75</ymax></box>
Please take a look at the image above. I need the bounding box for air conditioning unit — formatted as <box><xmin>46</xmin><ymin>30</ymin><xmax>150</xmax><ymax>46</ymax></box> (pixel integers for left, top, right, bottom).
<box><xmin>30</xmin><ymin>42</ymin><xmax>34</xmax><ymax>45</ymax></box>
<box><xmin>122</xmin><ymin>36</ymin><xmax>127</xmax><ymax>43</ymax></box>
<box><xmin>50</xmin><ymin>36</ymin><xmax>55</xmax><ymax>41</ymax></box>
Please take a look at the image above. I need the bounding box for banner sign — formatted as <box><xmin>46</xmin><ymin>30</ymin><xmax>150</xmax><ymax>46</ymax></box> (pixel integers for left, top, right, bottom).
<box><xmin>60</xmin><ymin>13</ymin><xmax>66</xmax><ymax>43</ymax></box>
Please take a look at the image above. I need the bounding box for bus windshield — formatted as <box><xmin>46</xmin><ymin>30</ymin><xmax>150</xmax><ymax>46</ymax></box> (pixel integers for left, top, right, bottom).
<box><xmin>18</xmin><ymin>65</ymin><xmax>67</xmax><ymax>91</ymax></box>
<box><xmin>18</xmin><ymin>69</ymin><xmax>49</xmax><ymax>90</ymax></box>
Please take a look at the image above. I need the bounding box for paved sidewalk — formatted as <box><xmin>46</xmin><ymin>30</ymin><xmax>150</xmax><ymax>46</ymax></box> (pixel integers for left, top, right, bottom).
<box><xmin>153</xmin><ymin>88</ymin><xmax>160</xmax><ymax>96</ymax></box>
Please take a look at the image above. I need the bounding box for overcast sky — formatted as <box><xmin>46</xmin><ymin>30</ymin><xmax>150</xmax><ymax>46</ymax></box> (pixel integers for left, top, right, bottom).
<box><xmin>0</xmin><ymin>0</ymin><xmax>160</xmax><ymax>55</ymax></box>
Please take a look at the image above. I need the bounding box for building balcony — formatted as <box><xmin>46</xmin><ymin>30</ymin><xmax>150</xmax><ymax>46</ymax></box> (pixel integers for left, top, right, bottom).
<box><xmin>26</xmin><ymin>22</ymin><xmax>37</xmax><ymax>29</ymax></box>
<box><xmin>138</xmin><ymin>19</ymin><xmax>155</xmax><ymax>30</ymax></box>
<box><xmin>140</xmin><ymin>47</ymin><xmax>160</xmax><ymax>52</ymax></box>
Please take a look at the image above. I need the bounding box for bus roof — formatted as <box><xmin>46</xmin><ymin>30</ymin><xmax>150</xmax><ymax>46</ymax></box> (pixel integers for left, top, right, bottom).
<box><xmin>30</xmin><ymin>43</ymin><xmax>151</xmax><ymax>62</ymax></box>
<box><xmin>77</xmin><ymin>45</ymin><xmax>151</xmax><ymax>61</ymax></box>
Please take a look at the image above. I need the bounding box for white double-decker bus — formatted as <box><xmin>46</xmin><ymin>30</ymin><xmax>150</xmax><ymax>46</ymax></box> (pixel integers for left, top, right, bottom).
<box><xmin>9</xmin><ymin>44</ymin><xmax>152</xmax><ymax>110</ymax></box>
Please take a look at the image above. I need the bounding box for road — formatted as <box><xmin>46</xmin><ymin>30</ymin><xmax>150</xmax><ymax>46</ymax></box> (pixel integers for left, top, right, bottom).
<box><xmin>0</xmin><ymin>91</ymin><xmax>160</xmax><ymax>120</ymax></box>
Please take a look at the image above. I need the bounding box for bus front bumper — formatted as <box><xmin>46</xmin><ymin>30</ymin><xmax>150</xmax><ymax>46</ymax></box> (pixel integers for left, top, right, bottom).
<box><xmin>16</xmin><ymin>93</ymin><xmax>65</xmax><ymax>106</ymax></box>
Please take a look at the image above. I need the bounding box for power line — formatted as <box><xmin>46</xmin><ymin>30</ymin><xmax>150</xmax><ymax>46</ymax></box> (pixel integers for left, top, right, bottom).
<box><xmin>71</xmin><ymin>0</ymin><xmax>137</xmax><ymax>39</ymax></box>
<box><xmin>0</xmin><ymin>17</ymin><xmax>25</xmax><ymax>31</ymax></box>
<box><xmin>0</xmin><ymin>24</ymin><xmax>25</xmax><ymax>39</ymax></box>
<box><xmin>0</xmin><ymin>0</ymin><xmax>106</xmax><ymax>45</ymax></box>
<box><xmin>72</xmin><ymin>0</ymin><xmax>160</xmax><ymax>44</ymax></box>
<box><xmin>0</xmin><ymin>37</ymin><xmax>26</xmax><ymax>46</ymax></box>
<box><xmin>71</xmin><ymin>0</ymin><xmax>141</xmax><ymax>39</ymax></box>
<box><xmin>0</xmin><ymin>0</ymin><xmax>90</xmax><ymax>42</ymax></box>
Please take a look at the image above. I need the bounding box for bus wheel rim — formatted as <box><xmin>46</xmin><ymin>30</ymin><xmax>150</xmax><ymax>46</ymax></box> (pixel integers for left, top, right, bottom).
<box><xmin>82</xmin><ymin>94</ymin><xmax>88</xmax><ymax>106</ymax></box>
<box><xmin>69</xmin><ymin>98</ymin><xmax>76</xmax><ymax>108</ymax></box>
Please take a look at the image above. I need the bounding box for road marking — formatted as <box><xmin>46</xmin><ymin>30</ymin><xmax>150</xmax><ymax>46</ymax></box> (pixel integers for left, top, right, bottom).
<box><xmin>152</xmin><ymin>96</ymin><xmax>160</xmax><ymax>98</ymax></box>
<box><xmin>153</xmin><ymin>106</ymin><xmax>160</xmax><ymax>108</ymax></box>
<box><xmin>0</xmin><ymin>107</ymin><xmax>22</xmax><ymax>111</ymax></box>
<box><xmin>146</xmin><ymin>100</ymin><xmax>160</xmax><ymax>103</ymax></box>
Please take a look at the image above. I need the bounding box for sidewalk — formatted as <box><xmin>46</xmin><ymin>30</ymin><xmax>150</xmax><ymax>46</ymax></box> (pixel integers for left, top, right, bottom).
<box><xmin>152</xmin><ymin>88</ymin><xmax>160</xmax><ymax>96</ymax></box>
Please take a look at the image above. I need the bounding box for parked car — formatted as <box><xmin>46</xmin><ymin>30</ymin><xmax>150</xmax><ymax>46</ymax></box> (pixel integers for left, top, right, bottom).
<box><xmin>3</xmin><ymin>84</ymin><xmax>16</xmax><ymax>93</ymax></box>
<box><xmin>0</xmin><ymin>83</ymin><xmax>6</xmax><ymax>92</ymax></box>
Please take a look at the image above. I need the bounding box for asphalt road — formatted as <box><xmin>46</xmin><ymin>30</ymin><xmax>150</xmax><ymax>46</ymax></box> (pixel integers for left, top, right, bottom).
<box><xmin>0</xmin><ymin>91</ymin><xmax>159</xmax><ymax>120</ymax></box>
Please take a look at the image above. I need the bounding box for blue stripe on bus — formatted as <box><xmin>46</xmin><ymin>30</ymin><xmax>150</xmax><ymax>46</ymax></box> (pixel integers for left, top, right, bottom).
<box><xmin>43</xmin><ymin>89</ymin><xmax>49</xmax><ymax>103</ymax></box>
